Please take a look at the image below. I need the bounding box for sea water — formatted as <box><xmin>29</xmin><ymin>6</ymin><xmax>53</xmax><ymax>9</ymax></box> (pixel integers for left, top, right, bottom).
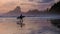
<box><xmin>0</xmin><ymin>17</ymin><xmax>60</xmax><ymax>34</ymax></box>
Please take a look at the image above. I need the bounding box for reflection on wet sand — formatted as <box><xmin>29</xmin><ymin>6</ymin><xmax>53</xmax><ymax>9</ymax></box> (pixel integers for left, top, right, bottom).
<box><xmin>0</xmin><ymin>17</ymin><xmax>60</xmax><ymax>34</ymax></box>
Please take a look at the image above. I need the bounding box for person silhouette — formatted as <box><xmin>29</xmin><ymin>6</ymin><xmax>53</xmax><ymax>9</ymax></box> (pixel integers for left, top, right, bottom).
<box><xmin>17</xmin><ymin>14</ymin><xmax>25</xmax><ymax>28</ymax></box>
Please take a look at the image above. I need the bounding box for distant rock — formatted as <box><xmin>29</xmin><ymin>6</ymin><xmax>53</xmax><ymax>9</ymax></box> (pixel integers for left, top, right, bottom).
<box><xmin>0</xmin><ymin>6</ymin><xmax>49</xmax><ymax>17</ymax></box>
<box><xmin>49</xmin><ymin>1</ymin><xmax>60</xmax><ymax>28</ymax></box>
<box><xmin>2</xmin><ymin>6</ymin><xmax>21</xmax><ymax>17</ymax></box>
<box><xmin>50</xmin><ymin>19</ymin><xmax>60</xmax><ymax>28</ymax></box>
<box><xmin>25</xmin><ymin>9</ymin><xmax>43</xmax><ymax>16</ymax></box>
<box><xmin>49</xmin><ymin>1</ymin><xmax>60</xmax><ymax>14</ymax></box>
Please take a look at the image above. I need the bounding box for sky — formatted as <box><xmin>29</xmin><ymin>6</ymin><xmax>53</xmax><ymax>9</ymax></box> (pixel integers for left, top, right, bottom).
<box><xmin>0</xmin><ymin>0</ymin><xmax>59</xmax><ymax>14</ymax></box>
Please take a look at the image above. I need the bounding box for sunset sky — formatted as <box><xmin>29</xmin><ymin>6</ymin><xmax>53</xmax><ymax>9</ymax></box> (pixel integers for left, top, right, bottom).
<box><xmin>0</xmin><ymin>0</ymin><xmax>59</xmax><ymax>14</ymax></box>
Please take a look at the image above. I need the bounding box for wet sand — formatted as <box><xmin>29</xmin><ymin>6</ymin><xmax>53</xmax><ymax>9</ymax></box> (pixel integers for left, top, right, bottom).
<box><xmin>0</xmin><ymin>17</ymin><xmax>60</xmax><ymax>34</ymax></box>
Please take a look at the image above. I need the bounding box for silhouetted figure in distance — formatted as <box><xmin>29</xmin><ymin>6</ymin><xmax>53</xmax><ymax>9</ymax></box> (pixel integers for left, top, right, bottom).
<box><xmin>17</xmin><ymin>14</ymin><xmax>25</xmax><ymax>28</ymax></box>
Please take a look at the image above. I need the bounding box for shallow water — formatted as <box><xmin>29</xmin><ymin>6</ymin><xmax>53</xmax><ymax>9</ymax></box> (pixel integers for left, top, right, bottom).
<box><xmin>0</xmin><ymin>17</ymin><xmax>60</xmax><ymax>34</ymax></box>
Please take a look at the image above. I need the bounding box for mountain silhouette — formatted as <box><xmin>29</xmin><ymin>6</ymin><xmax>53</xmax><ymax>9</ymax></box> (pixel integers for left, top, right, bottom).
<box><xmin>50</xmin><ymin>1</ymin><xmax>60</xmax><ymax>28</ymax></box>
<box><xmin>49</xmin><ymin>1</ymin><xmax>60</xmax><ymax>14</ymax></box>
<box><xmin>26</xmin><ymin>9</ymin><xmax>40</xmax><ymax>15</ymax></box>
<box><xmin>2</xmin><ymin>6</ymin><xmax>21</xmax><ymax>17</ymax></box>
<box><xmin>24</xmin><ymin>9</ymin><xmax>45</xmax><ymax>16</ymax></box>
<box><xmin>25</xmin><ymin>9</ymin><xmax>49</xmax><ymax>16</ymax></box>
<box><xmin>0</xmin><ymin>6</ymin><xmax>48</xmax><ymax>17</ymax></box>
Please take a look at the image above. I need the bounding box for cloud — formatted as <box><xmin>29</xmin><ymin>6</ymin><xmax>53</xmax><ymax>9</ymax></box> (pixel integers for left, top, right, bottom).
<box><xmin>28</xmin><ymin>0</ymin><xmax>54</xmax><ymax>3</ymax></box>
<box><xmin>0</xmin><ymin>1</ymin><xmax>18</xmax><ymax>13</ymax></box>
<box><xmin>42</xmin><ymin>0</ymin><xmax>54</xmax><ymax>3</ymax></box>
<box><xmin>54</xmin><ymin>0</ymin><xmax>60</xmax><ymax>3</ymax></box>
<box><xmin>0</xmin><ymin>0</ymin><xmax>60</xmax><ymax>13</ymax></box>
<box><xmin>3</xmin><ymin>2</ymin><xmax>17</xmax><ymax>7</ymax></box>
<box><xmin>35</xmin><ymin>0</ymin><xmax>59</xmax><ymax>10</ymax></box>
<box><xmin>28</xmin><ymin>0</ymin><xmax>34</xmax><ymax>2</ymax></box>
<box><xmin>27</xmin><ymin>0</ymin><xmax>55</xmax><ymax>10</ymax></box>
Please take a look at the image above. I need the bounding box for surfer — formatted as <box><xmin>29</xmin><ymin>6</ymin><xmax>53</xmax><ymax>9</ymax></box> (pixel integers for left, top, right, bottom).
<box><xmin>17</xmin><ymin>14</ymin><xmax>25</xmax><ymax>28</ymax></box>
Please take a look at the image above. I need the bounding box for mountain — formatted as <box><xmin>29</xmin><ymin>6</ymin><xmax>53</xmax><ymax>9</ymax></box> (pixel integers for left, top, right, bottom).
<box><xmin>2</xmin><ymin>6</ymin><xmax>21</xmax><ymax>17</ymax></box>
<box><xmin>26</xmin><ymin>9</ymin><xmax>41</xmax><ymax>15</ymax></box>
<box><xmin>0</xmin><ymin>6</ymin><xmax>48</xmax><ymax>17</ymax></box>
<box><xmin>49</xmin><ymin>1</ymin><xmax>60</xmax><ymax>28</ymax></box>
<box><xmin>25</xmin><ymin>9</ymin><xmax>49</xmax><ymax>16</ymax></box>
<box><xmin>1</xmin><ymin>7</ymin><xmax>43</xmax><ymax>17</ymax></box>
<box><xmin>49</xmin><ymin>1</ymin><xmax>60</xmax><ymax>14</ymax></box>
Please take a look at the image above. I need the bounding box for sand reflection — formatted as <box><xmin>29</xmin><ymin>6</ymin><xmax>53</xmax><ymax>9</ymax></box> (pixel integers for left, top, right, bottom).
<box><xmin>0</xmin><ymin>17</ymin><xmax>60</xmax><ymax>34</ymax></box>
